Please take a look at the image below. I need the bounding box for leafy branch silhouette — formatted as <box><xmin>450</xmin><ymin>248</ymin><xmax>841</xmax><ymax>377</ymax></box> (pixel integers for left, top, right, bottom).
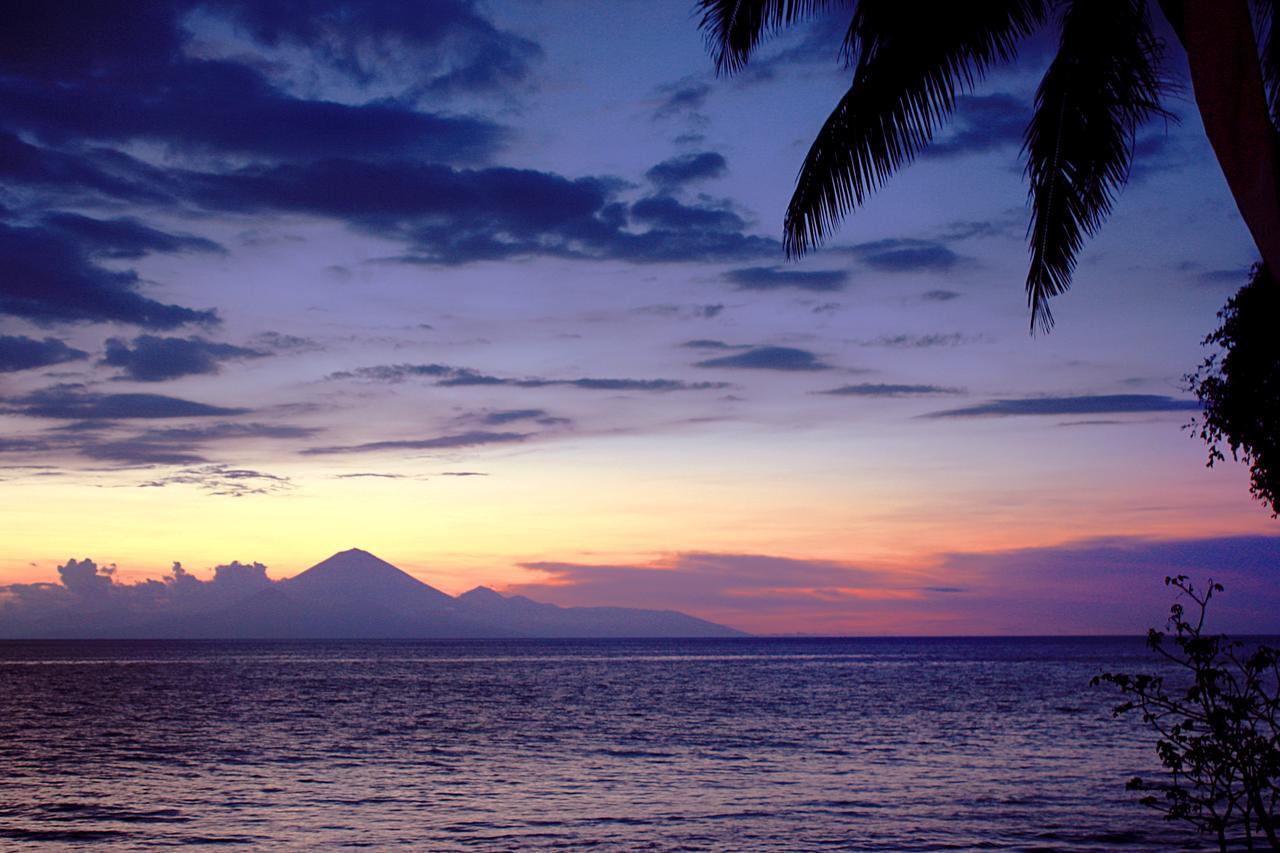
<box><xmin>1094</xmin><ymin>576</ymin><xmax>1280</xmax><ymax>850</ymax></box>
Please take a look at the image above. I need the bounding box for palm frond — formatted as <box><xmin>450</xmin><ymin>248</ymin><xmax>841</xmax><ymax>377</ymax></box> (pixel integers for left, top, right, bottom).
<box><xmin>784</xmin><ymin>1</ymin><xmax>1050</xmax><ymax>258</ymax></box>
<box><xmin>697</xmin><ymin>0</ymin><xmax>842</xmax><ymax>74</ymax></box>
<box><xmin>1024</xmin><ymin>0</ymin><xmax>1169</xmax><ymax>332</ymax></box>
<box><xmin>1251</xmin><ymin>0</ymin><xmax>1280</xmax><ymax>128</ymax></box>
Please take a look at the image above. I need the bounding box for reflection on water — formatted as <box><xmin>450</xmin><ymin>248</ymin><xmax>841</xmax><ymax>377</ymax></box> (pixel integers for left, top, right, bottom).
<box><xmin>0</xmin><ymin>638</ymin><xmax>1211</xmax><ymax>850</ymax></box>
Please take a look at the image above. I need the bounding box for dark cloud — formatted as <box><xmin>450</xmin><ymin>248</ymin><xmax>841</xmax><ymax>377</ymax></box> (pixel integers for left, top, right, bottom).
<box><xmin>819</xmin><ymin>384</ymin><xmax>963</xmax><ymax>397</ymax></box>
<box><xmin>923</xmin><ymin>93</ymin><xmax>1028</xmax><ymax>158</ymax></box>
<box><xmin>42</xmin><ymin>212</ymin><xmax>222</xmax><ymax>259</ymax></box>
<box><xmin>101</xmin><ymin>335</ymin><xmax>267</xmax><ymax>382</ymax></box>
<box><xmin>925</xmin><ymin>394</ymin><xmax>1201</xmax><ymax>419</ymax></box>
<box><xmin>327</xmin><ymin>363</ymin><xmax>455</xmax><ymax>383</ymax></box>
<box><xmin>0</xmin><ymin>556</ymin><xmax>289</xmax><ymax>633</ymax></box>
<box><xmin>302</xmin><ymin>430</ymin><xmax>528</xmax><ymax>456</ymax></box>
<box><xmin>334</xmin><ymin>472</ymin><xmax>407</xmax><ymax>479</ymax></box>
<box><xmin>0</xmin><ymin>419</ymin><xmax>315</xmax><ymax>468</ymax></box>
<box><xmin>681</xmin><ymin>339</ymin><xmax>743</xmax><ymax>350</ymax></box>
<box><xmin>477</xmin><ymin>409</ymin><xmax>570</xmax><ymax>427</ymax></box>
<box><xmin>865</xmin><ymin>333</ymin><xmax>974</xmax><ymax>348</ymax></box>
<box><xmin>635</xmin><ymin>304</ymin><xmax>725</xmax><ymax>319</ymax></box>
<box><xmin>629</xmin><ymin>195</ymin><xmax>745</xmax><ymax>232</ymax></box>
<box><xmin>0</xmin><ymin>336</ymin><xmax>89</xmax><ymax>373</ymax></box>
<box><xmin>922</xmin><ymin>289</ymin><xmax>962</xmax><ymax>302</ymax></box>
<box><xmin>645</xmin><ymin>152</ymin><xmax>727</xmax><ymax>187</ymax></box>
<box><xmin>139</xmin><ymin>464</ymin><xmax>292</xmax><ymax>496</ymax></box>
<box><xmin>695</xmin><ymin>346</ymin><xmax>831</xmax><ymax>371</ymax></box>
<box><xmin>652</xmin><ymin>81</ymin><xmax>711</xmax><ymax>120</ymax></box>
<box><xmin>1197</xmin><ymin>267</ymin><xmax>1251</xmax><ymax>286</ymax></box>
<box><xmin>5</xmin><ymin>386</ymin><xmax>249</xmax><ymax>420</ymax></box>
<box><xmin>723</xmin><ymin>266</ymin><xmax>848</xmax><ymax>292</ymax></box>
<box><xmin>441</xmin><ymin>471</ymin><xmax>487</xmax><ymax>476</ymax></box>
<box><xmin>131</xmin><ymin>422</ymin><xmax>319</xmax><ymax>442</ymax></box>
<box><xmin>0</xmin><ymin>222</ymin><xmax>217</xmax><ymax>328</ymax></box>
<box><xmin>58</xmin><ymin>558</ymin><xmax>115</xmax><ymax>597</ymax></box>
<box><xmin>184</xmin><ymin>159</ymin><xmax>778</xmax><ymax>265</ymax></box>
<box><xmin>329</xmin><ymin>362</ymin><xmax>729</xmax><ymax>392</ymax></box>
<box><xmin>210</xmin><ymin>0</ymin><xmax>541</xmax><ymax>98</ymax></box>
<box><xmin>0</xmin><ymin>131</ymin><xmax>176</xmax><ymax>205</ymax></box>
<box><xmin>851</xmin><ymin>238</ymin><xmax>960</xmax><ymax>273</ymax></box>
<box><xmin>78</xmin><ymin>439</ymin><xmax>208</xmax><ymax>466</ymax></box>
<box><xmin>252</xmin><ymin>331</ymin><xmax>322</xmax><ymax>352</ymax></box>
<box><xmin>0</xmin><ymin>3</ymin><xmax>505</xmax><ymax>164</ymax></box>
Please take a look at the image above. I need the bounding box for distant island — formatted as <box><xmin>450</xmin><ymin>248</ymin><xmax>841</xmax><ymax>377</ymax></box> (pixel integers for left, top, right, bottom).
<box><xmin>0</xmin><ymin>548</ymin><xmax>745</xmax><ymax>639</ymax></box>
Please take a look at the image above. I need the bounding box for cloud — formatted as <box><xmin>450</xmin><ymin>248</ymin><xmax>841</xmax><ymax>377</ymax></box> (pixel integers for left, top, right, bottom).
<box><xmin>101</xmin><ymin>335</ymin><xmax>268</xmax><ymax>381</ymax></box>
<box><xmin>57</xmin><ymin>557</ymin><xmax>115</xmax><ymax>597</ymax></box>
<box><xmin>328</xmin><ymin>362</ymin><xmax>729</xmax><ymax>392</ymax></box>
<box><xmin>922</xmin><ymin>289</ymin><xmax>962</xmax><ymax>302</ymax></box>
<box><xmin>0</xmin><ymin>131</ymin><xmax>169</xmax><ymax>204</ymax></box>
<box><xmin>1197</xmin><ymin>267</ymin><xmax>1251</xmax><ymax>286</ymax></box>
<box><xmin>652</xmin><ymin>80</ymin><xmax>711</xmax><ymax>120</ymax></box>
<box><xmin>864</xmin><ymin>333</ymin><xmax>974</xmax><ymax>348</ymax></box>
<box><xmin>327</xmin><ymin>363</ymin><xmax>455</xmax><ymax>383</ymax></box>
<box><xmin>923</xmin><ymin>93</ymin><xmax>1028</xmax><ymax>158</ymax></box>
<box><xmin>508</xmin><ymin>536</ymin><xmax>1280</xmax><ymax>635</ymax></box>
<box><xmin>695</xmin><ymin>346</ymin><xmax>831</xmax><ymax>371</ymax></box>
<box><xmin>5</xmin><ymin>386</ymin><xmax>249</xmax><ymax>419</ymax></box>
<box><xmin>0</xmin><ymin>419</ymin><xmax>316</xmax><ymax>469</ymax></box>
<box><xmin>208</xmin><ymin>0</ymin><xmax>542</xmax><ymax>99</ymax></box>
<box><xmin>476</xmin><ymin>409</ymin><xmax>570</xmax><ymax>426</ymax></box>
<box><xmin>628</xmin><ymin>195</ymin><xmax>745</xmax><ymax>232</ymax></box>
<box><xmin>185</xmin><ymin>159</ymin><xmax>779</xmax><ymax>265</ymax></box>
<box><xmin>0</xmin><ymin>336</ymin><xmax>89</xmax><ymax>373</ymax></box>
<box><xmin>251</xmin><ymin>331</ymin><xmax>323</xmax><ymax>352</ymax></box>
<box><xmin>634</xmin><ymin>304</ymin><xmax>725</xmax><ymax>319</ymax></box>
<box><xmin>0</xmin><ymin>7</ymin><xmax>505</xmax><ymax>164</ymax></box>
<box><xmin>42</xmin><ymin>212</ymin><xmax>222</xmax><ymax>259</ymax></box>
<box><xmin>139</xmin><ymin>464</ymin><xmax>292</xmax><ymax>497</ymax></box>
<box><xmin>924</xmin><ymin>394</ymin><xmax>1201</xmax><ymax>419</ymax></box>
<box><xmin>645</xmin><ymin>152</ymin><xmax>727</xmax><ymax>187</ymax></box>
<box><xmin>723</xmin><ymin>266</ymin><xmax>848</xmax><ymax>292</ymax></box>
<box><xmin>851</xmin><ymin>238</ymin><xmax>960</xmax><ymax>273</ymax></box>
<box><xmin>0</xmin><ymin>222</ymin><xmax>217</xmax><ymax>328</ymax></box>
<box><xmin>818</xmin><ymin>384</ymin><xmax>963</xmax><ymax>397</ymax></box>
<box><xmin>302</xmin><ymin>430</ymin><xmax>528</xmax><ymax>456</ymax></box>
<box><xmin>681</xmin><ymin>339</ymin><xmax>744</xmax><ymax>350</ymax></box>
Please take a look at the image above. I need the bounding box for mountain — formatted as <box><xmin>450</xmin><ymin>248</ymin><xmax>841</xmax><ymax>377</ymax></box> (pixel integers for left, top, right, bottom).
<box><xmin>0</xmin><ymin>549</ymin><xmax>745</xmax><ymax>639</ymax></box>
<box><xmin>456</xmin><ymin>585</ymin><xmax>743</xmax><ymax>638</ymax></box>
<box><xmin>282</xmin><ymin>548</ymin><xmax>452</xmax><ymax>612</ymax></box>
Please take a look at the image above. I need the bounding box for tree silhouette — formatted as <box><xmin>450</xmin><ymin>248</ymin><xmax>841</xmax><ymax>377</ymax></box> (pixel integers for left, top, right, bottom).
<box><xmin>697</xmin><ymin>0</ymin><xmax>1280</xmax><ymax>332</ymax></box>
<box><xmin>1188</xmin><ymin>265</ymin><xmax>1280</xmax><ymax>516</ymax></box>
<box><xmin>1094</xmin><ymin>577</ymin><xmax>1280</xmax><ymax>851</ymax></box>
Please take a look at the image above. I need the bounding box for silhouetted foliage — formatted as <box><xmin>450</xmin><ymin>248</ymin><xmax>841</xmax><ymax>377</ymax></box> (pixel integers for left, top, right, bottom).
<box><xmin>1187</xmin><ymin>265</ymin><xmax>1280</xmax><ymax>517</ymax></box>
<box><xmin>1093</xmin><ymin>577</ymin><xmax>1280</xmax><ymax>851</ymax></box>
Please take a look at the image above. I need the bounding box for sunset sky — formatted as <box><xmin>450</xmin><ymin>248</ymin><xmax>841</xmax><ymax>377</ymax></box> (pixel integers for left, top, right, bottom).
<box><xmin>1</xmin><ymin>0</ymin><xmax>1276</xmax><ymax>634</ymax></box>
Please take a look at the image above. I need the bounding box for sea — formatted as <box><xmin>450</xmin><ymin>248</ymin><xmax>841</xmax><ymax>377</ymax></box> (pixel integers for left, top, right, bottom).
<box><xmin>0</xmin><ymin>637</ymin><xmax>1219</xmax><ymax>850</ymax></box>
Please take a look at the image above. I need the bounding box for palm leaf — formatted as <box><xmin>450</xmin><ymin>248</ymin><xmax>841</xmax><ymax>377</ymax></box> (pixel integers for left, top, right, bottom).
<box><xmin>1024</xmin><ymin>0</ymin><xmax>1169</xmax><ymax>332</ymax></box>
<box><xmin>697</xmin><ymin>0</ymin><xmax>844</xmax><ymax>74</ymax></box>
<box><xmin>783</xmin><ymin>1</ymin><xmax>1049</xmax><ymax>258</ymax></box>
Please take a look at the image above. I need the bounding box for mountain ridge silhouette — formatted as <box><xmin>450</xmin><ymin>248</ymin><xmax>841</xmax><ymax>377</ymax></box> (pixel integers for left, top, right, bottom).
<box><xmin>0</xmin><ymin>548</ymin><xmax>746</xmax><ymax>639</ymax></box>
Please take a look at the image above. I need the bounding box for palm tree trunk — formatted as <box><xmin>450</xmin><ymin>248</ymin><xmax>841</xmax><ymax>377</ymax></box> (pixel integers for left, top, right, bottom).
<box><xmin>1158</xmin><ymin>0</ymin><xmax>1280</xmax><ymax>278</ymax></box>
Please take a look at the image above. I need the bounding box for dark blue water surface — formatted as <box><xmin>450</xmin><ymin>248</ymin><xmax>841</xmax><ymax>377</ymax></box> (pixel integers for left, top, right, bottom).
<box><xmin>0</xmin><ymin>637</ymin><xmax>1213</xmax><ymax>850</ymax></box>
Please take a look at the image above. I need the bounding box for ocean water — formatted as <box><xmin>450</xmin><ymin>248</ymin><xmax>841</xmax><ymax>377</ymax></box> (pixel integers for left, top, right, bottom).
<box><xmin>0</xmin><ymin>637</ymin><xmax>1215</xmax><ymax>850</ymax></box>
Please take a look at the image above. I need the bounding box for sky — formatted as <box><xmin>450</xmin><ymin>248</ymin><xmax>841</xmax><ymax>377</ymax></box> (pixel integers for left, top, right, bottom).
<box><xmin>0</xmin><ymin>0</ymin><xmax>1276</xmax><ymax>635</ymax></box>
